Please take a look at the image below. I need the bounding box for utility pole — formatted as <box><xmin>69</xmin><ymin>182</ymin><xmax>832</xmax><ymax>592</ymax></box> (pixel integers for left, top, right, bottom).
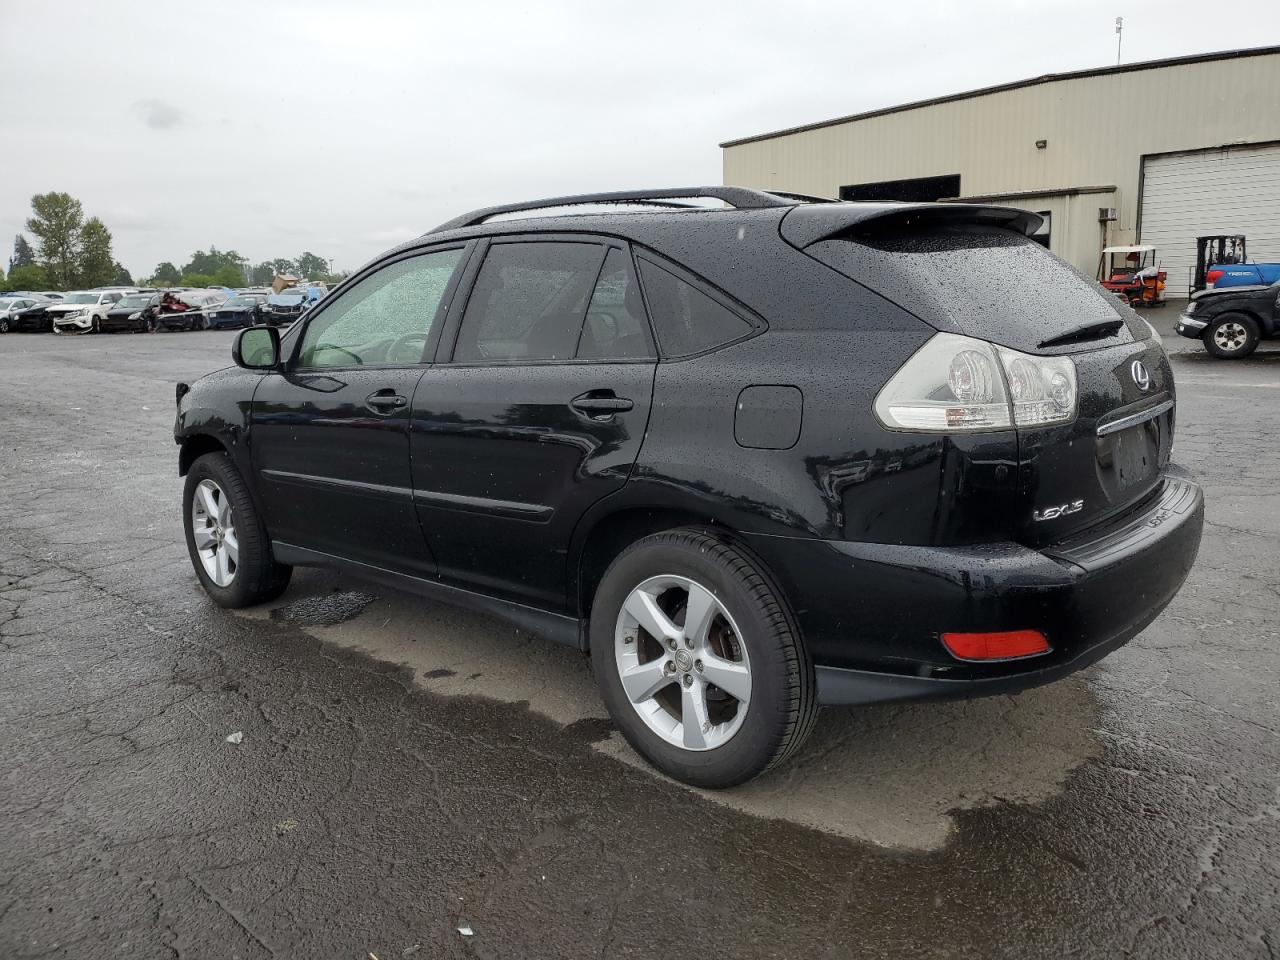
<box><xmin>1115</xmin><ymin>16</ymin><xmax>1123</xmax><ymax>65</ymax></box>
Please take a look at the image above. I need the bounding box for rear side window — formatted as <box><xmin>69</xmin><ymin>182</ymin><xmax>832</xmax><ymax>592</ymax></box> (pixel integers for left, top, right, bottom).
<box><xmin>636</xmin><ymin>259</ymin><xmax>753</xmax><ymax>357</ymax></box>
<box><xmin>454</xmin><ymin>241</ymin><xmax>604</xmax><ymax>362</ymax></box>
<box><xmin>579</xmin><ymin>248</ymin><xmax>652</xmax><ymax>359</ymax></box>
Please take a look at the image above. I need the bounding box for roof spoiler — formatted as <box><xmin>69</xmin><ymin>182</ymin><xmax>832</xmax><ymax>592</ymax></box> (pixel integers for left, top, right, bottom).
<box><xmin>779</xmin><ymin>202</ymin><xmax>1044</xmax><ymax>248</ymax></box>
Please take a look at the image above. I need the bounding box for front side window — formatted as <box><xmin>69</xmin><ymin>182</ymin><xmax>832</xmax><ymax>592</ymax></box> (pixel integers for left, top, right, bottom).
<box><xmin>636</xmin><ymin>258</ymin><xmax>753</xmax><ymax>358</ymax></box>
<box><xmin>578</xmin><ymin>248</ymin><xmax>652</xmax><ymax>359</ymax></box>
<box><xmin>453</xmin><ymin>241</ymin><xmax>604</xmax><ymax>362</ymax></box>
<box><xmin>297</xmin><ymin>247</ymin><xmax>464</xmax><ymax>368</ymax></box>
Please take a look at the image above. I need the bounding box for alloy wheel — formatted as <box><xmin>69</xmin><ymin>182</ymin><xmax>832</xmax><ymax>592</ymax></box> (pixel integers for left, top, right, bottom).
<box><xmin>1213</xmin><ymin>321</ymin><xmax>1248</xmax><ymax>353</ymax></box>
<box><xmin>614</xmin><ymin>575</ymin><xmax>751</xmax><ymax>751</ymax></box>
<box><xmin>191</xmin><ymin>479</ymin><xmax>239</xmax><ymax>587</ymax></box>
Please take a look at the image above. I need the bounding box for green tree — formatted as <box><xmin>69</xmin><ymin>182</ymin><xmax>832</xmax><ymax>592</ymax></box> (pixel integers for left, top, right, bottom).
<box><xmin>76</xmin><ymin>217</ymin><xmax>115</xmax><ymax>287</ymax></box>
<box><xmin>182</xmin><ymin>247</ymin><xmax>248</xmax><ymax>279</ymax></box>
<box><xmin>112</xmin><ymin>262</ymin><xmax>134</xmax><ymax>286</ymax></box>
<box><xmin>26</xmin><ymin>192</ymin><xmax>85</xmax><ymax>289</ymax></box>
<box><xmin>10</xmin><ymin>234</ymin><xmax>36</xmax><ymax>270</ymax></box>
<box><xmin>249</xmin><ymin>262</ymin><xmax>275</xmax><ymax>286</ymax></box>
<box><xmin>180</xmin><ymin>273</ymin><xmax>213</xmax><ymax>288</ymax></box>
<box><xmin>211</xmin><ymin>264</ymin><xmax>245</xmax><ymax>288</ymax></box>
<box><xmin>296</xmin><ymin>251</ymin><xmax>328</xmax><ymax>279</ymax></box>
<box><xmin>152</xmin><ymin>262</ymin><xmax>181</xmax><ymax>285</ymax></box>
<box><xmin>270</xmin><ymin>257</ymin><xmax>297</xmax><ymax>277</ymax></box>
<box><xmin>6</xmin><ymin>263</ymin><xmax>49</xmax><ymax>291</ymax></box>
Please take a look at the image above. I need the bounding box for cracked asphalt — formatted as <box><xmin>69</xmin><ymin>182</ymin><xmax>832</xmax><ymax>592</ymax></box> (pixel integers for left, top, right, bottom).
<box><xmin>1</xmin><ymin>323</ymin><xmax>1277</xmax><ymax>958</ymax></box>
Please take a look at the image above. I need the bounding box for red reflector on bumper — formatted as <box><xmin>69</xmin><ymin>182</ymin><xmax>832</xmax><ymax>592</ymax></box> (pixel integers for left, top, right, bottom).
<box><xmin>941</xmin><ymin>630</ymin><xmax>1050</xmax><ymax>661</ymax></box>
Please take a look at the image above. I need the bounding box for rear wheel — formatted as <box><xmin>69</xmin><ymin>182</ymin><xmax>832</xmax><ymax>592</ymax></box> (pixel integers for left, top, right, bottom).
<box><xmin>1204</xmin><ymin>314</ymin><xmax>1260</xmax><ymax>359</ymax></box>
<box><xmin>183</xmin><ymin>452</ymin><xmax>291</xmax><ymax>607</ymax></box>
<box><xmin>91</xmin><ymin>316</ymin><xmax>101</xmax><ymax>334</ymax></box>
<box><xmin>589</xmin><ymin>528</ymin><xmax>817</xmax><ymax>788</ymax></box>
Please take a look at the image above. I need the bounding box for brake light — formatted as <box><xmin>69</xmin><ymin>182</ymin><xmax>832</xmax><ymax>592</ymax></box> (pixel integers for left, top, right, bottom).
<box><xmin>874</xmin><ymin>333</ymin><xmax>1077</xmax><ymax>433</ymax></box>
<box><xmin>940</xmin><ymin>630</ymin><xmax>1050</xmax><ymax>661</ymax></box>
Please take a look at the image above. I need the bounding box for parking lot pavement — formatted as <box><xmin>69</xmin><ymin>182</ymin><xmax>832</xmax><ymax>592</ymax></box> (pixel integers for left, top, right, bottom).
<box><xmin>2</xmin><ymin>331</ymin><xmax>1278</xmax><ymax>959</ymax></box>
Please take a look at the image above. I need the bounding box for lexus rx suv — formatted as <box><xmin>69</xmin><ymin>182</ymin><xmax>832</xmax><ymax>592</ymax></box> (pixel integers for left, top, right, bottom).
<box><xmin>174</xmin><ymin>187</ymin><xmax>1203</xmax><ymax>788</ymax></box>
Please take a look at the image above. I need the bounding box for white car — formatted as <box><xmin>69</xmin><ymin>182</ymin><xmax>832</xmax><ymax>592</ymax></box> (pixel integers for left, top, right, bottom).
<box><xmin>49</xmin><ymin>290</ymin><xmax>135</xmax><ymax>334</ymax></box>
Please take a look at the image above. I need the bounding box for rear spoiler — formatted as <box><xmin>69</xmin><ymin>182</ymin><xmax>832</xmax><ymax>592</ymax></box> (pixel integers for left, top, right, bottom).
<box><xmin>779</xmin><ymin>202</ymin><xmax>1044</xmax><ymax>249</ymax></box>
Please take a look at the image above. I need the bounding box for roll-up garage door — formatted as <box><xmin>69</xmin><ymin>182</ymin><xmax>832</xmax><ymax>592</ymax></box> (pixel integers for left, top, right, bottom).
<box><xmin>1140</xmin><ymin>143</ymin><xmax>1280</xmax><ymax>298</ymax></box>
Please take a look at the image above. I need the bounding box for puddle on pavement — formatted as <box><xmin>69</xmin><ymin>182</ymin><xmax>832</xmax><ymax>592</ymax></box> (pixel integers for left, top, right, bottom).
<box><xmin>238</xmin><ymin>570</ymin><xmax>1102</xmax><ymax>851</ymax></box>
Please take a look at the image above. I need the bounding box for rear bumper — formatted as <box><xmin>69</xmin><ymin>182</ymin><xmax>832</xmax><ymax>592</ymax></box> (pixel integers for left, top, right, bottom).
<box><xmin>746</xmin><ymin>468</ymin><xmax>1204</xmax><ymax>705</ymax></box>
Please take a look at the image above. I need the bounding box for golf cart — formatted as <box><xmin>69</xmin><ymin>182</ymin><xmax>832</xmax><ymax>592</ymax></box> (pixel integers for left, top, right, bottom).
<box><xmin>1097</xmin><ymin>245</ymin><xmax>1167</xmax><ymax>307</ymax></box>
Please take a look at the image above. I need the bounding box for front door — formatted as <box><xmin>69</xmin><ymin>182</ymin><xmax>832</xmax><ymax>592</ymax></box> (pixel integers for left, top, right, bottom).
<box><xmin>250</xmin><ymin>245</ymin><xmax>469</xmax><ymax>574</ymax></box>
<box><xmin>412</xmin><ymin>238</ymin><xmax>657</xmax><ymax>609</ymax></box>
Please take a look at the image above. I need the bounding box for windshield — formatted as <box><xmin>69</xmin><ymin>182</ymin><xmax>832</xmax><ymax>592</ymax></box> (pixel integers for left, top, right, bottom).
<box><xmin>62</xmin><ymin>293</ymin><xmax>99</xmax><ymax>305</ymax></box>
<box><xmin>0</xmin><ymin>299</ymin><xmax>15</xmax><ymax>308</ymax></box>
<box><xmin>226</xmin><ymin>296</ymin><xmax>259</xmax><ymax>307</ymax></box>
<box><xmin>117</xmin><ymin>296</ymin><xmax>151</xmax><ymax>308</ymax></box>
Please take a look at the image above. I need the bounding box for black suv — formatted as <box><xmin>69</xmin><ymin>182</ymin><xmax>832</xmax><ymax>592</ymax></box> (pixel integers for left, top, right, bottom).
<box><xmin>175</xmin><ymin>187</ymin><xmax>1204</xmax><ymax>788</ymax></box>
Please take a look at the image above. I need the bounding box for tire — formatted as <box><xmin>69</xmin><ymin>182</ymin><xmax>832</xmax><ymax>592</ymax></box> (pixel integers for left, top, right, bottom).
<box><xmin>589</xmin><ymin>527</ymin><xmax>818</xmax><ymax>788</ymax></box>
<box><xmin>0</xmin><ymin>318</ymin><xmax>9</xmax><ymax>333</ymax></box>
<box><xmin>1203</xmin><ymin>314</ymin><xmax>1260</xmax><ymax>359</ymax></box>
<box><xmin>91</xmin><ymin>316</ymin><xmax>101</xmax><ymax>334</ymax></box>
<box><xmin>183</xmin><ymin>452</ymin><xmax>291</xmax><ymax>608</ymax></box>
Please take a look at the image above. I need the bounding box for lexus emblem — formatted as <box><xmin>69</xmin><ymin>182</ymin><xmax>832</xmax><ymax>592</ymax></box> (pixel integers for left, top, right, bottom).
<box><xmin>1130</xmin><ymin>359</ymin><xmax>1151</xmax><ymax>391</ymax></box>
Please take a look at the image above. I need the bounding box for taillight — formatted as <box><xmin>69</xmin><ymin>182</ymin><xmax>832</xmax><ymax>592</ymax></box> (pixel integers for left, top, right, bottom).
<box><xmin>874</xmin><ymin>333</ymin><xmax>1077</xmax><ymax>433</ymax></box>
<box><xmin>941</xmin><ymin>630</ymin><xmax>1050</xmax><ymax>661</ymax></box>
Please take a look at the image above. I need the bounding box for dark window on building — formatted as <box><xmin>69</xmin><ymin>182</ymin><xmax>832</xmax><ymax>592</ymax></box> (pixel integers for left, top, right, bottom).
<box><xmin>454</xmin><ymin>242</ymin><xmax>604</xmax><ymax>362</ymax></box>
<box><xmin>1031</xmin><ymin>211</ymin><xmax>1052</xmax><ymax>249</ymax></box>
<box><xmin>637</xmin><ymin>259</ymin><xmax>753</xmax><ymax>358</ymax></box>
<box><xmin>579</xmin><ymin>248</ymin><xmax>652</xmax><ymax>359</ymax></box>
<box><xmin>839</xmin><ymin>174</ymin><xmax>962</xmax><ymax>203</ymax></box>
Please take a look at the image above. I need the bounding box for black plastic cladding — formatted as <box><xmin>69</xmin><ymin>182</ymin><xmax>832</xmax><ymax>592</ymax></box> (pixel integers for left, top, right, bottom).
<box><xmin>175</xmin><ymin>196</ymin><xmax>1203</xmax><ymax>697</ymax></box>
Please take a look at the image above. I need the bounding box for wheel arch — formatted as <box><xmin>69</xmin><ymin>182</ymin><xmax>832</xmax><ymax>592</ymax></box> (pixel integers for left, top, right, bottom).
<box><xmin>572</xmin><ymin>506</ymin><xmax>732</xmax><ymax>622</ymax></box>
<box><xmin>178</xmin><ymin>433</ymin><xmax>230</xmax><ymax>476</ymax></box>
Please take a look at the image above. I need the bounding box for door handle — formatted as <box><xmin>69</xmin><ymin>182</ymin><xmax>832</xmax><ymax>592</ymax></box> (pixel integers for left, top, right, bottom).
<box><xmin>366</xmin><ymin>391</ymin><xmax>408</xmax><ymax>411</ymax></box>
<box><xmin>570</xmin><ymin>391</ymin><xmax>634</xmax><ymax>418</ymax></box>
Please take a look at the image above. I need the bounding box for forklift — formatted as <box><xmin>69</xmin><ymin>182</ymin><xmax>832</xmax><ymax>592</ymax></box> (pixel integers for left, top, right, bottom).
<box><xmin>1192</xmin><ymin>235</ymin><xmax>1247</xmax><ymax>293</ymax></box>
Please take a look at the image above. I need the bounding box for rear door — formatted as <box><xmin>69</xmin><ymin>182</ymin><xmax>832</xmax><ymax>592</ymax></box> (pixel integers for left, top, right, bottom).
<box><xmin>411</xmin><ymin>237</ymin><xmax>657</xmax><ymax>610</ymax></box>
<box><xmin>250</xmin><ymin>244</ymin><xmax>469</xmax><ymax>574</ymax></box>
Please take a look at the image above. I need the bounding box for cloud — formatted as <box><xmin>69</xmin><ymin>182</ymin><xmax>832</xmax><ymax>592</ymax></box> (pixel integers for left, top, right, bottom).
<box><xmin>134</xmin><ymin>99</ymin><xmax>184</xmax><ymax>130</ymax></box>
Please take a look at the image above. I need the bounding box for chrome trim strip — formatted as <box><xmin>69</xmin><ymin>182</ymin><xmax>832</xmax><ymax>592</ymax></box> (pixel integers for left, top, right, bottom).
<box><xmin>1096</xmin><ymin>399</ymin><xmax>1174</xmax><ymax>437</ymax></box>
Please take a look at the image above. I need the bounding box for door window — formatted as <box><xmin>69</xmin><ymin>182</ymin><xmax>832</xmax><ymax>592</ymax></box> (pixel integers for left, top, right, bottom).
<box><xmin>452</xmin><ymin>241</ymin><xmax>604</xmax><ymax>362</ymax></box>
<box><xmin>578</xmin><ymin>248</ymin><xmax>652</xmax><ymax>359</ymax></box>
<box><xmin>297</xmin><ymin>248</ymin><xmax>464</xmax><ymax>368</ymax></box>
<box><xmin>636</xmin><ymin>258</ymin><xmax>753</xmax><ymax>357</ymax></box>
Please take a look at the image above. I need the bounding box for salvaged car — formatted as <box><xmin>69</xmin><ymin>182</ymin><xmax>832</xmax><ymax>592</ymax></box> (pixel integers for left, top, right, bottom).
<box><xmin>206</xmin><ymin>294</ymin><xmax>268</xmax><ymax>330</ymax></box>
<box><xmin>174</xmin><ymin>187</ymin><xmax>1204</xmax><ymax>788</ymax></box>
<box><xmin>0</xmin><ymin>295</ymin><xmax>50</xmax><ymax>333</ymax></box>
<box><xmin>50</xmin><ymin>289</ymin><xmax>130</xmax><ymax>333</ymax></box>
<box><xmin>155</xmin><ymin>290</ymin><xmax>226</xmax><ymax>331</ymax></box>
<box><xmin>1175</xmin><ymin>279</ymin><xmax>1280</xmax><ymax>358</ymax></box>
<box><xmin>261</xmin><ymin>288</ymin><xmax>312</xmax><ymax>325</ymax></box>
<box><xmin>100</xmin><ymin>293</ymin><xmax>161</xmax><ymax>333</ymax></box>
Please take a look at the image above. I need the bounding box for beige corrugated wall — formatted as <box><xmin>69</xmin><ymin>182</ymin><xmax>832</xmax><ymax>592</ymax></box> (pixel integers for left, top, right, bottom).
<box><xmin>722</xmin><ymin>53</ymin><xmax>1280</xmax><ymax>276</ymax></box>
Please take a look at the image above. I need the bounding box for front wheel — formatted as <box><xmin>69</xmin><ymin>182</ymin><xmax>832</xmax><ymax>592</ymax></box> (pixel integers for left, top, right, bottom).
<box><xmin>589</xmin><ymin>528</ymin><xmax>817</xmax><ymax>788</ymax></box>
<box><xmin>0</xmin><ymin>318</ymin><xmax>9</xmax><ymax>333</ymax></box>
<box><xmin>91</xmin><ymin>316</ymin><xmax>101</xmax><ymax>334</ymax></box>
<box><xmin>1204</xmin><ymin>314</ymin><xmax>1260</xmax><ymax>359</ymax></box>
<box><xmin>183</xmin><ymin>452</ymin><xmax>291</xmax><ymax>607</ymax></box>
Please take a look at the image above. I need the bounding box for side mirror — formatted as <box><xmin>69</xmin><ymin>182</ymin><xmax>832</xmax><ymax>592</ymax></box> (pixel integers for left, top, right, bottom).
<box><xmin>233</xmin><ymin>325</ymin><xmax>280</xmax><ymax>370</ymax></box>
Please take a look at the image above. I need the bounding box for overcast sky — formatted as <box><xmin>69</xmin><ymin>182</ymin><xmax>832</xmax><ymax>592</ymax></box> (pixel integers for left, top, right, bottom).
<box><xmin>4</xmin><ymin>0</ymin><xmax>1278</xmax><ymax>279</ymax></box>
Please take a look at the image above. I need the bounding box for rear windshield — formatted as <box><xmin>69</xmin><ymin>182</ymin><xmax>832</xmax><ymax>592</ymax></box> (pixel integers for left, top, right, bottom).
<box><xmin>806</xmin><ymin>226</ymin><xmax>1141</xmax><ymax>352</ymax></box>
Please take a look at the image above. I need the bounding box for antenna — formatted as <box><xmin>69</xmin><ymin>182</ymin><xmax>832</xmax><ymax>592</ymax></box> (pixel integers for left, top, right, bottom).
<box><xmin>1115</xmin><ymin>16</ymin><xmax>1123</xmax><ymax>65</ymax></box>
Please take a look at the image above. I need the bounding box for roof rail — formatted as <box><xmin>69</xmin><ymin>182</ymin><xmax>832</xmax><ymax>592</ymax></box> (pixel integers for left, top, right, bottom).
<box><xmin>429</xmin><ymin>186</ymin><xmax>809</xmax><ymax>233</ymax></box>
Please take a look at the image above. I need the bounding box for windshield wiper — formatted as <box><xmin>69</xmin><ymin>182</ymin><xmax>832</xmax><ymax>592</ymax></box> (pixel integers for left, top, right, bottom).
<box><xmin>1037</xmin><ymin>318</ymin><xmax>1124</xmax><ymax>349</ymax></box>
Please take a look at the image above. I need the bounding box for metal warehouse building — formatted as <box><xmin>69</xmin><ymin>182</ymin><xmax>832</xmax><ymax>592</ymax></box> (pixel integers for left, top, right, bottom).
<box><xmin>721</xmin><ymin>45</ymin><xmax>1280</xmax><ymax>299</ymax></box>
